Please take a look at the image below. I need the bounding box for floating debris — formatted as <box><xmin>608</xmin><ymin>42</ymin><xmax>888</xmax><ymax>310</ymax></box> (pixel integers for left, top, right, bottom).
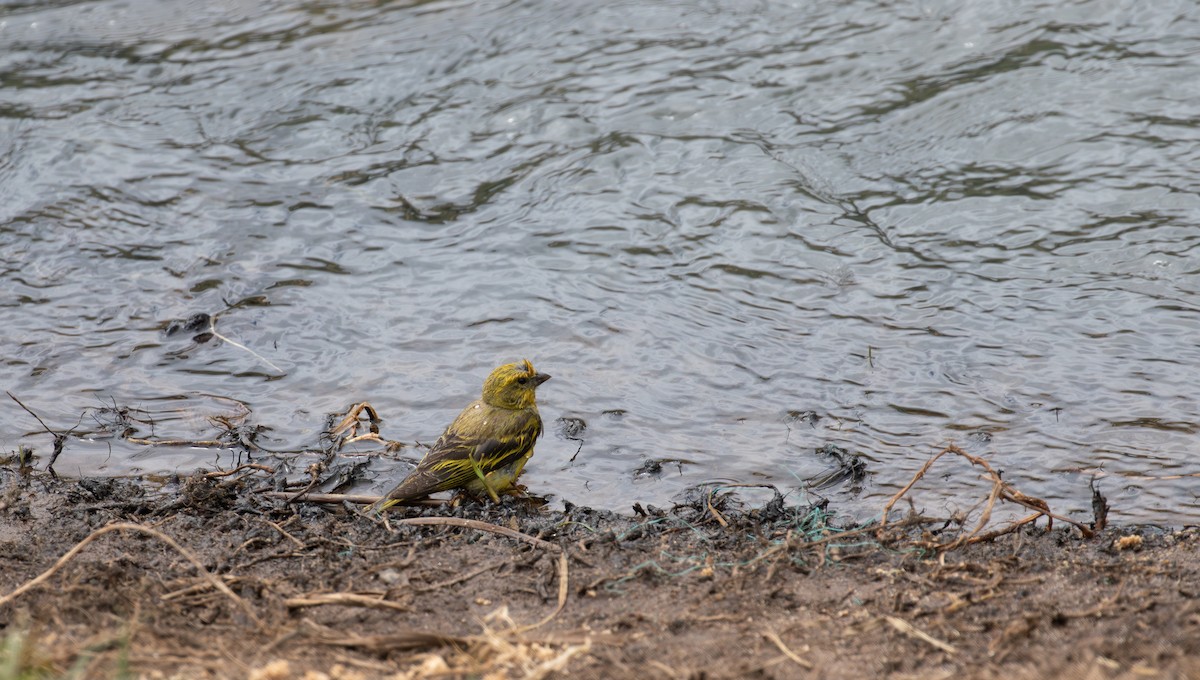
<box><xmin>806</xmin><ymin>444</ymin><xmax>867</xmax><ymax>491</ymax></box>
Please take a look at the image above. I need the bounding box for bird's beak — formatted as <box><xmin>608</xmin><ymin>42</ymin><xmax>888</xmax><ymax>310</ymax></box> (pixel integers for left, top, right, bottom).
<box><xmin>535</xmin><ymin>373</ymin><xmax>551</xmax><ymax>386</ymax></box>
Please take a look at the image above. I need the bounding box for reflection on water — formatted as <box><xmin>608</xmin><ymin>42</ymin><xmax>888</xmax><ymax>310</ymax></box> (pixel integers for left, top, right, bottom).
<box><xmin>3</xmin><ymin>0</ymin><xmax>1200</xmax><ymax>524</ymax></box>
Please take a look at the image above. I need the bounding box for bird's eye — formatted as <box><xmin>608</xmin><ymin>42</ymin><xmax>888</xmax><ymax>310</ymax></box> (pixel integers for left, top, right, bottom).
<box><xmin>517</xmin><ymin>377</ymin><xmax>528</xmax><ymax>385</ymax></box>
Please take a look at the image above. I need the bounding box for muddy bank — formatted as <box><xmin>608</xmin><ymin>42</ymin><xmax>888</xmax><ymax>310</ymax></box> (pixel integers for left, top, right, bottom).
<box><xmin>0</xmin><ymin>470</ymin><xmax>1197</xmax><ymax>679</ymax></box>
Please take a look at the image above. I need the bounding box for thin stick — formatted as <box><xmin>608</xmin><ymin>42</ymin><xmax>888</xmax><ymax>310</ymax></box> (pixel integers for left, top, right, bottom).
<box><xmin>7</xmin><ymin>391</ymin><xmax>71</xmax><ymax>476</ymax></box>
<box><xmin>262</xmin><ymin>519</ymin><xmax>307</xmax><ymax>549</ymax></box>
<box><xmin>287</xmin><ymin>471</ymin><xmax>323</xmax><ymax>504</ymax></box>
<box><xmin>303</xmin><ymin>620</ymin><xmax>471</xmax><ymax>653</ymax></box>
<box><xmin>885</xmin><ymin>616</ymin><xmax>957</xmax><ymax>654</ymax></box>
<box><xmin>1061</xmin><ymin>578</ymin><xmax>1127</xmax><ymax>619</ymax></box>
<box><xmin>343</xmin><ymin>433</ymin><xmax>388</xmax><ymax>445</ymax></box>
<box><xmin>126</xmin><ymin>438</ymin><xmax>227</xmax><ymax>447</ymax></box>
<box><xmin>763</xmin><ymin>628</ymin><xmax>814</xmax><ymax>669</ymax></box>
<box><xmin>961</xmin><ymin>512</ymin><xmax>1044</xmax><ymax>546</ymax></box>
<box><xmin>416</xmin><ymin>560</ymin><xmax>503</xmax><ymax>593</ymax></box>
<box><xmin>329</xmin><ymin>402</ymin><xmax>381</xmax><ymax>439</ymax></box>
<box><xmin>390</xmin><ymin>517</ymin><xmax>569</xmax><ymax>632</ymax></box>
<box><xmin>6</xmin><ymin>391</ymin><xmax>57</xmax><ymax>435</ymax></box>
<box><xmin>525</xmin><ymin>640</ymin><xmax>592</xmax><ymax>680</ymax></box>
<box><xmin>393</xmin><ymin>517</ymin><xmax>562</xmax><ymax>553</ymax></box>
<box><xmin>261</xmin><ymin>491</ymin><xmax>444</xmax><ymax>507</ymax></box>
<box><xmin>953</xmin><ymin>469</ymin><xmax>1004</xmax><ymax>548</ymax></box>
<box><xmin>1002</xmin><ymin>492</ymin><xmax>1091</xmax><ymax>534</ymax></box>
<box><xmin>879</xmin><ymin>447</ymin><xmax>951</xmax><ymax>527</ymax></box>
<box><xmin>161</xmin><ymin>576</ymin><xmax>240</xmax><ymax>601</ymax></box>
<box><xmin>517</xmin><ymin>551</ymin><xmax>569</xmax><ymax>633</ymax></box>
<box><xmin>210</xmin><ymin>328</ymin><xmax>284</xmax><ymax>374</ymax></box>
<box><xmin>206</xmin><ymin>464</ymin><xmax>275</xmax><ymax>478</ymax></box>
<box><xmin>706</xmin><ymin>490</ymin><xmax>729</xmax><ymax>528</ymax></box>
<box><xmin>0</xmin><ymin>522</ymin><xmax>261</xmax><ymax>627</ymax></box>
<box><xmin>285</xmin><ymin>592</ymin><xmax>409</xmax><ymax>612</ymax></box>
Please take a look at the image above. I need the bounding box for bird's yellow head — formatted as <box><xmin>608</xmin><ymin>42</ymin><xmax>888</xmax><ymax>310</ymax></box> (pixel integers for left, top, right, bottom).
<box><xmin>481</xmin><ymin>359</ymin><xmax>551</xmax><ymax>410</ymax></box>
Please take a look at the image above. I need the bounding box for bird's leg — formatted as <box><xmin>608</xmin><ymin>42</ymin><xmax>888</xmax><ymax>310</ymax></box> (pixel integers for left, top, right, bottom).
<box><xmin>470</xmin><ymin>457</ymin><xmax>501</xmax><ymax>503</ymax></box>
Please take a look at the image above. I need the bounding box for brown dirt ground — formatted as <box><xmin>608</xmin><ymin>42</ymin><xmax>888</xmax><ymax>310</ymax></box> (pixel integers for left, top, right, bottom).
<box><xmin>0</xmin><ymin>470</ymin><xmax>1198</xmax><ymax>680</ymax></box>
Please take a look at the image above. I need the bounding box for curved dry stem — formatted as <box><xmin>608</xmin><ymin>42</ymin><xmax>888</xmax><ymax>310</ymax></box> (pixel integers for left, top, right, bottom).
<box><xmin>392</xmin><ymin>516</ymin><xmax>562</xmax><ymax>552</ymax></box>
<box><xmin>390</xmin><ymin>517</ymin><xmax>568</xmax><ymax>633</ymax></box>
<box><xmin>880</xmin><ymin>444</ymin><xmax>1094</xmax><ymax>548</ymax></box>
<box><xmin>0</xmin><ymin>521</ymin><xmax>262</xmax><ymax>628</ymax></box>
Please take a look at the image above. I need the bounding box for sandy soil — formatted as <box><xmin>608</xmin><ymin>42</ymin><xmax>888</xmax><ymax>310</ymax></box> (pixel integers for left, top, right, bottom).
<box><xmin>0</xmin><ymin>469</ymin><xmax>1197</xmax><ymax>680</ymax></box>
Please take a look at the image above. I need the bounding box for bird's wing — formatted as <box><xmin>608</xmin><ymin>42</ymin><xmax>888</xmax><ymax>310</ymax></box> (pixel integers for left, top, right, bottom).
<box><xmin>467</xmin><ymin>421</ymin><xmax>542</xmax><ymax>471</ymax></box>
<box><xmin>383</xmin><ymin>432</ymin><xmax>480</xmax><ymax>501</ymax></box>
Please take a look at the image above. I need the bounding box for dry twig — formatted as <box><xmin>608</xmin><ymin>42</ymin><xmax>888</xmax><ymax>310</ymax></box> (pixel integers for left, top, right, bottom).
<box><xmin>305</xmin><ymin>620</ymin><xmax>469</xmax><ymax>654</ymax></box>
<box><xmin>261</xmin><ymin>518</ymin><xmax>307</xmax><ymax>549</ymax></box>
<box><xmin>0</xmin><ymin>522</ymin><xmax>261</xmax><ymax>627</ymax></box>
<box><xmin>884</xmin><ymin>615</ymin><xmax>957</xmax><ymax>655</ymax></box>
<box><xmin>262</xmin><ymin>490</ymin><xmax>443</xmax><ymax>506</ymax></box>
<box><xmin>763</xmin><ymin>628</ymin><xmax>814</xmax><ymax>669</ymax></box>
<box><xmin>389</xmin><ymin>517</ymin><xmax>570</xmax><ymax>632</ymax></box>
<box><xmin>126</xmin><ymin>437</ymin><xmax>226</xmax><ymax>447</ymax></box>
<box><xmin>416</xmin><ymin>560</ymin><xmax>504</xmax><ymax>593</ymax></box>
<box><xmin>705</xmin><ymin>490</ymin><xmax>729</xmax><ymax>528</ymax></box>
<box><xmin>206</xmin><ymin>464</ymin><xmax>275</xmax><ymax>478</ymax></box>
<box><xmin>392</xmin><ymin>517</ymin><xmax>562</xmax><ymax>553</ymax></box>
<box><xmin>285</xmin><ymin>592</ymin><xmax>409</xmax><ymax>612</ymax></box>
<box><xmin>878</xmin><ymin>444</ymin><xmax>1094</xmax><ymax>547</ymax></box>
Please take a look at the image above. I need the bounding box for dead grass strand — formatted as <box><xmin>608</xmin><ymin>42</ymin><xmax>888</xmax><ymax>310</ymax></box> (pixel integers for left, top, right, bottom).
<box><xmin>884</xmin><ymin>615</ymin><xmax>957</xmax><ymax>655</ymax></box>
<box><xmin>762</xmin><ymin>628</ymin><xmax>814</xmax><ymax>669</ymax></box>
<box><xmin>392</xmin><ymin>516</ymin><xmax>562</xmax><ymax>553</ymax></box>
<box><xmin>285</xmin><ymin>592</ymin><xmax>409</xmax><ymax>612</ymax></box>
<box><xmin>0</xmin><ymin>522</ymin><xmax>262</xmax><ymax>628</ymax></box>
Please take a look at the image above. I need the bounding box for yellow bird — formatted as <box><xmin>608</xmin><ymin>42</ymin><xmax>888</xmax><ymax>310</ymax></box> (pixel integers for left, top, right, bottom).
<box><xmin>371</xmin><ymin>359</ymin><xmax>550</xmax><ymax>511</ymax></box>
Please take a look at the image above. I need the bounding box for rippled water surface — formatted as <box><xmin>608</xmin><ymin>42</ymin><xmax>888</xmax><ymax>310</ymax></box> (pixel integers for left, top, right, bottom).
<box><xmin>4</xmin><ymin>0</ymin><xmax>1200</xmax><ymax>524</ymax></box>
